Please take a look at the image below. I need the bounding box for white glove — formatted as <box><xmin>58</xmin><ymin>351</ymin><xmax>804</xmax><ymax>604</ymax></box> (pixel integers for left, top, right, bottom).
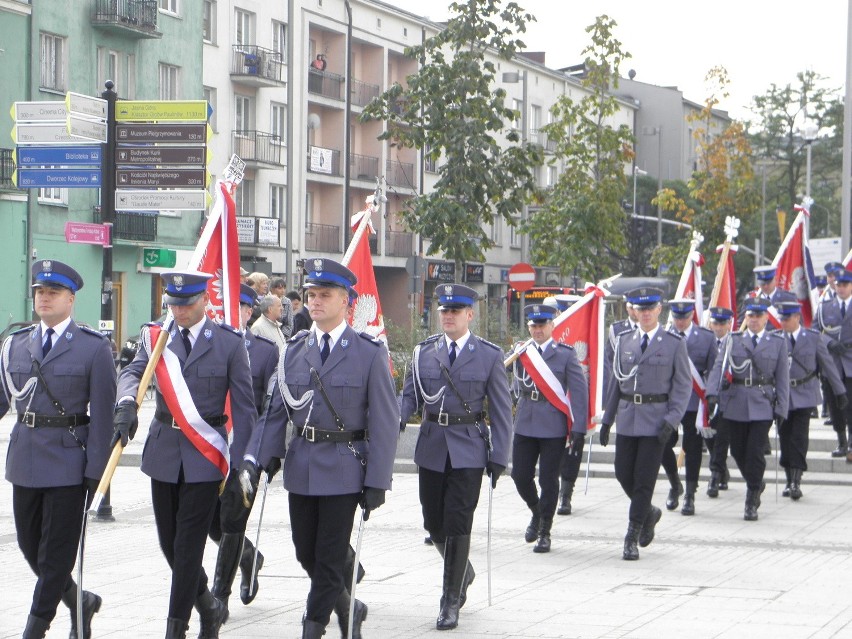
<box><xmin>697</xmin><ymin>425</ymin><xmax>716</xmax><ymax>439</ymax></box>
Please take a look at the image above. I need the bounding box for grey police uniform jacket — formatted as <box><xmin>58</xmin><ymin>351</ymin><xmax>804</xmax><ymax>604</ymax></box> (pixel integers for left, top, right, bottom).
<box><xmin>603</xmin><ymin>319</ymin><xmax>634</xmax><ymax>401</ymax></box>
<box><xmin>117</xmin><ymin>318</ymin><xmax>256</xmax><ymax>482</ymax></box>
<box><xmin>1</xmin><ymin>322</ymin><xmax>116</xmax><ymax>488</ymax></box>
<box><xmin>401</xmin><ymin>333</ymin><xmax>512</xmax><ymax>472</ymax></box>
<box><xmin>245</xmin><ymin>331</ymin><xmax>278</xmax><ymax>414</ymax></box>
<box><xmin>676</xmin><ymin>326</ymin><xmax>718</xmax><ymax>413</ymax></box>
<box><xmin>512</xmin><ymin>341</ymin><xmax>589</xmax><ymax>438</ymax></box>
<box><xmin>706</xmin><ymin>331</ymin><xmax>790</xmax><ymax>422</ymax></box>
<box><xmin>250</xmin><ymin>326</ymin><xmax>399</xmax><ymax>496</ymax></box>
<box><xmin>602</xmin><ymin>328</ymin><xmax>692</xmax><ymax>437</ymax></box>
<box><xmin>782</xmin><ymin>328</ymin><xmax>845</xmax><ymax>410</ymax></box>
<box><xmin>815</xmin><ymin>297</ymin><xmax>852</xmax><ymax>377</ymax></box>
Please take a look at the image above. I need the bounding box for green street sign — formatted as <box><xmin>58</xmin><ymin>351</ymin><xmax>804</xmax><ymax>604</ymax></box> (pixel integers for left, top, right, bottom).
<box><xmin>143</xmin><ymin>248</ymin><xmax>177</xmax><ymax>268</ymax></box>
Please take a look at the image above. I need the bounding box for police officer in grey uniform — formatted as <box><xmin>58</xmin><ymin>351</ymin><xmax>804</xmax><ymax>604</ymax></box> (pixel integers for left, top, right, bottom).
<box><xmin>706</xmin><ymin>296</ymin><xmax>790</xmax><ymax>521</ymax></box>
<box><xmin>401</xmin><ymin>283</ymin><xmax>512</xmax><ymax>631</ymax></box>
<box><xmin>207</xmin><ymin>284</ymin><xmax>279</xmax><ymax>616</ymax></box>
<box><xmin>510</xmin><ymin>303</ymin><xmax>588</xmax><ymax>553</ymax></box>
<box><xmin>244</xmin><ymin>258</ymin><xmax>399</xmax><ymax>639</ymax></box>
<box><xmin>776</xmin><ymin>301</ymin><xmax>846</xmax><ymax>499</ymax></box>
<box><xmin>737</xmin><ymin>265</ymin><xmax>796</xmax><ymax>327</ymax></box>
<box><xmin>0</xmin><ymin>260</ymin><xmax>115</xmax><ymax>639</ymax></box>
<box><xmin>706</xmin><ymin>306</ymin><xmax>734</xmax><ymax>496</ymax></box>
<box><xmin>659</xmin><ymin>300</ymin><xmax>717</xmax><ymax>516</ymax></box>
<box><xmin>115</xmin><ymin>270</ymin><xmax>256</xmax><ymax>639</ymax></box>
<box><xmin>600</xmin><ymin>288</ymin><xmax>691</xmax><ymax>561</ymax></box>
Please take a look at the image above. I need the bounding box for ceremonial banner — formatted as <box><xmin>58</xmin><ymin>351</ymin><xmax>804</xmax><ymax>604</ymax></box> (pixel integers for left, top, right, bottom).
<box><xmin>347</xmin><ymin>208</ymin><xmax>389</xmax><ymax>350</ymax></box>
<box><xmin>772</xmin><ymin>202</ymin><xmax>818</xmax><ymax>327</ymax></box>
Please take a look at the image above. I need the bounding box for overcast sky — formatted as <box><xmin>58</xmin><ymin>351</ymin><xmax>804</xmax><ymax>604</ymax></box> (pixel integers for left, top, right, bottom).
<box><xmin>388</xmin><ymin>0</ymin><xmax>849</xmax><ymax>120</ymax></box>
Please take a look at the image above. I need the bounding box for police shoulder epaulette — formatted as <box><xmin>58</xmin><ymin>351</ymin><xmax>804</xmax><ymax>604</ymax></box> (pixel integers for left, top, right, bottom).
<box><xmin>695</xmin><ymin>326</ymin><xmax>714</xmax><ymax>336</ymax></box>
<box><xmin>358</xmin><ymin>332</ymin><xmax>383</xmax><ymax>346</ymax></box>
<box><xmin>665</xmin><ymin>330</ymin><xmax>683</xmax><ymax>340</ymax></box>
<box><xmin>253</xmin><ymin>333</ymin><xmax>276</xmax><ymax>346</ymax></box>
<box><xmin>79</xmin><ymin>325</ymin><xmax>108</xmax><ymax>339</ymax></box>
<box><xmin>288</xmin><ymin>329</ymin><xmax>310</xmax><ymax>343</ymax></box>
<box><xmin>615</xmin><ymin>327</ymin><xmax>634</xmax><ymax>339</ymax></box>
<box><xmin>804</xmin><ymin>327</ymin><xmax>821</xmax><ymax>337</ymax></box>
<box><xmin>419</xmin><ymin>333</ymin><xmax>442</xmax><ymax>346</ymax></box>
<box><xmin>216</xmin><ymin>322</ymin><xmax>242</xmax><ymax>336</ymax></box>
<box><xmin>475</xmin><ymin>336</ymin><xmax>500</xmax><ymax>350</ymax></box>
<box><xmin>10</xmin><ymin>324</ymin><xmax>37</xmax><ymax>336</ymax></box>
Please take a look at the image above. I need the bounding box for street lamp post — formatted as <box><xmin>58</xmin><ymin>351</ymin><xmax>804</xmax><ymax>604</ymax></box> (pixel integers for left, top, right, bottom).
<box><xmin>804</xmin><ymin>122</ymin><xmax>818</xmax><ymax>200</ymax></box>
<box><xmin>633</xmin><ymin>166</ymin><xmax>647</xmax><ymax>216</ymax></box>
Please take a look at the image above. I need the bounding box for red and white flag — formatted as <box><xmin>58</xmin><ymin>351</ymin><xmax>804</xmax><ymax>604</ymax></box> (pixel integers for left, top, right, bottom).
<box><xmin>672</xmin><ymin>247</ymin><xmax>705</xmax><ymax>324</ymax></box>
<box><xmin>772</xmin><ymin>202</ymin><xmax>818</xmax><ymax>327</ymax></box>
<box><xmin>346</xmin><ymin>206</ymin><xmax>389</xmax><ymax>351</ymax></box>
<box><xmin>550</xmin><ymin>285</ymin><xmax>606</xmax><ymax>430</ymax></box>
<box><xmin>712</xmin><ymin>244</ymin><xmax>739</xmax><ymax>331</ymax></box>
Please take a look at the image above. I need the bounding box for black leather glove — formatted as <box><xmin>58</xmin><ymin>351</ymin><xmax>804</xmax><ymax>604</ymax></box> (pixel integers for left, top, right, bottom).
<box><xmin>829</xmin><ymin>340</ymin><xmax>846</xmax><ymax>356</ymax></box>
<box><xmin>706</xmin><ymin>395</ymin><xmax>718</xmax><ymax>417</ymax></box>
<box><xmin>568</xmin><ymin>430</ymin><xmax>585</xmax><ymax>456</ymax></box>
<box><xmin>238</xmin><ymin>460</ymin><xmax>260</xmax><ymax>508</ymax></box>
<box><xmin>360</xmin><ymin>487</ymin><xmax>386</xmax><ymax>520</ymax></box>
<box><xmin>264</xmin><ymin>457</ymin><xmax>282</xmax><ymax>481</ymax></box>
<box><xmin>111</xmin><ymin>402</ymin><xmax>139</xmax><ymax>448</ymax></box>
<box><xmin>599</xmin><ymin>424</ymin><xmax>612</xmax><ymax>447</ymax></box>
<box><xmin>485</xmin><ymin>462</ymin><xmax>505</xmax><ymax>488</ymax></box>
<box><xmin>658</xmin><ymin>421</ymin><xmax>676</xmax><ymax>445</ymax></box>
<box><xmin>838</xmin><ymin>394</ymin><xmax>849</xmax><ymax>411</ymax></box>
<box><xmin>400</xmin><ymin>420</ymin><xmax>406</xmax><ymax>432</ymax></box>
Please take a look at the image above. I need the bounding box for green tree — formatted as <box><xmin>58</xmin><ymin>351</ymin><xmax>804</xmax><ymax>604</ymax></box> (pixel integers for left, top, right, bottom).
<box><xmin>522</xmin><ymin>15</ymin><xmax>634</xmax><ymax>282</ymax></box>
<box><xmin>360</xmin><ymin>0</ymin><xmax>543</xmax><ymax>276</ymax></box>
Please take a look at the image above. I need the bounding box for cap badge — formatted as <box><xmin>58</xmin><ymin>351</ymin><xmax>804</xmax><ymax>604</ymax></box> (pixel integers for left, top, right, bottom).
<box><xmin>313</xmin><ymin>258</ymin><xmax>323</xmax><ymax>269</ymax></box>
<box><xmin>42</xmin><ymin>260</ymin><xmax>52</xmax><ymax>271</ymax></box>
<box><xmin>444</xmin><ymin>284</ymin><xmax>453</xmax><ymax>294</ymax></box>
<box><xmin>173</xmin><ymin>275</ymin><xmax>183</xmax><ymax>287</ymax></box>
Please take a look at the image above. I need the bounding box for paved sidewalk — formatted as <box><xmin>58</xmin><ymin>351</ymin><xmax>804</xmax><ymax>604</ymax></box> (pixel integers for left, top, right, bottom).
<box><xmin>2</xmin><ymin>404</ymin><xmax>852</xmax><ymax>638</ymax></box>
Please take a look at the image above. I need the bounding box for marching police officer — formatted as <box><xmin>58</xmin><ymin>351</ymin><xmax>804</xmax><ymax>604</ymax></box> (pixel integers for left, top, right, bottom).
<box><xmin>776</xmin><ymin>301</ymin><xmax>846</xmax><ymax>499</ymax></box>
<box><xmin>706</xmin><ymin>306</ymin><xmax>734</xmax><ymax>496</ymax></box>
<box><xmin>245</xmin><ymin>258</ymin><xmax>399</xmax><ymax>639</ymax></box>
<box><xmin>401</xmin><ymin>283</ymin><xmax>512</xmax><ymax>630</ymax></box>
<box><xmin>0</xmin><ymin>260</ymin><xmax>115</xmax><ymax>639</ymax></box>
<box><xmin>600</xmin><ymin>288</ymin><xmax>691</xmax><ymax>561</ymax></box>
<box><xmin>737</xmin><ymin>266</ymin><xmax>796</xmax><ymax>328</ymax></box>
<box><xmin>115</xmin><ymin>270</ymin><xmax>256</xmax><ymax>639</ymax></box>
<box><xmin>207</xmin><ymin>284</ymin><xmax>279</xmax><ymax>616</ymax></box>
<box><xmin>510</xmin><ymin>304</ymin><xmax>588</xmax><ymax>552</ymax></box>
<box><xmin>706</xmin><ymin>296</ymin><xmax>790</xmax><ymax>521</ymax></box>
<box><xmin>659</xmin><ymin>299</ymin><xmax>717</xmax><ymax>516</ymax></box>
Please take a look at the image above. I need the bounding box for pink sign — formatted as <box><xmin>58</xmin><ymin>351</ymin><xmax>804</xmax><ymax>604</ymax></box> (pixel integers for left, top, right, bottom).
<box><xmin>64</xmin><ymin>221</ymin><xmax>110</xmax><ymax>247</ymax></box>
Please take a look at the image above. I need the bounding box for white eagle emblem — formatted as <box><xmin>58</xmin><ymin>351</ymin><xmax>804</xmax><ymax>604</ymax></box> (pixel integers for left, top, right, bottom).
<box><xmin>42</xmin><ymin>260</ymin><xmax>52</xmax><ymax>271</ymax></box>
<box><xmin>352</xmin><ymin>294</ymin><xmax>379</xmax><ymax>334</ymax></box>
<box><xmin>444</xmin><ymin>285</ymin><xmax>453</xmax><ymax>295</ymax></box>
<box><xmin>574</xmin><ymin>340</ymin><xmax>590</xmax><ymax>377</ymax></box>
<box><xmin>173</xmin><ymin>275</ymin><xmax>184</xmax><ymax>288</ymax></box>
<box><xmin>313</xmin><ymin>259</ymin><xmax>323</xmax><ymax>270</ymax></box>
<box><xmin>533</xmin><ymin>305</ymin><xmax>540</xmax><ymax>313</ymax></box>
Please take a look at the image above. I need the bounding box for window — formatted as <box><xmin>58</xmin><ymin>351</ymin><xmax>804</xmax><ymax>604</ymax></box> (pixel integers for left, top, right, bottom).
<box><xmin>424</xmin><ymin>144</ymin><xmax>437</xmax><ymax>173</ymax></box>
<box><xmin>235</xmin><ymin>9</ymin><xmax>254</xmax><ymax>47</ymax></box>
<box><xmin>203</xmin><ymin>0</ymin><xmax>217</xmax><ymax>43</ymax></box>
<box><xmin>270</xmin><ymin>103</ymin><xmax>286</xmax><ymax>144</ymax></box>
<box><xmin>305</xmin><ymin>191</ymin><xmax>314</xmax><ymax>226</ymax></box>
<box><xmin>547</xmin><ymin>166</ymin><xmax>557</xmax><ymax>187</ymax></box>
<box><xmin>272</xmin><ymin>20</ymin><xmax>287</xmax><ymax>62</ymax></box>
<box><xmin>38</xmin><ymin>182</ymin><xmax>67</xmax><ymax>206</ymax></box>
<box><xmin>40</xmin><ymin>32</ymin><xmax>66</xmax><ymax>92</ymax></box>
<box><xmin>159</xmin><ymin>0</ymin><xmax>178</xmax><ymax>14</ymax></box>
<box><xmin>203</xmin><ymin>86</ymin><xmax>217</xmax><ymax>132</ymax></box>
<box><xmin>235</xmin><ymin>179</ymin><xmax>255</xmax><ymax>216</ymax></box>
<box><xmin>512</xmin><ymin>98</ymin><xmax>523</xmax><ymax>130</ymax></box>
<box><xmin>234</xmin><ymin>95</ymin><xmax>253</xmax><ymax>133</ymax></box>
<box><xmin>97</xmin><ymin>48</ymin><xmax>120</xmax><ymax>96</ymax></box>
<box><xmin>509</xmin><ymin>215</ymin><xmax>521</xmax><ymax>248</ymax></box>
<box><xmin>490</xmin><ymin>218</ymin><xmax>502</xmax><ymax>245</ymax></box>
<box><xmin>158</xmin><ymin>63</ymin><xmax>179</xmax><ymax>99</ymax></box>
<box><xmin>126</xmin><ymin>54</ymin><xmax>136</xmax><ymax>99</ymax></box>
<box><xmin>269</xmin><ymin>185</ymin><xmax>286</xmax><ymax>221</ymax></box>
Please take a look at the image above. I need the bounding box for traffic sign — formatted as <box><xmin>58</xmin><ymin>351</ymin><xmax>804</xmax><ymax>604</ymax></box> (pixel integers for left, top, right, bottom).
<box><xmin>16</xmin><ymin>145</ymin><xmax>102</xmax><ymax>167</ymax></box>
<box><xmin>115</xmin><ymin>100</ymin><xmax>210</xmax><ymax>122</ymax></box>
<box><xmin>142</xmin><ymin>248</ymin><xmax>177</xmax><ymax>268</ymax></box>
<box><xmin>115</xmin><ymin>145</ymin><xmax>206</xmax><ymax>166</ymax></box>
<box><xmin>64</xmin><ymin>222</ymin><xmax>110</xmax><ymax>246</ymax></box>
<box><xmin>11</xmin><ymin>101</ymin><xmax>66</xmax><ymax>122</ymax></box>
<box><xmin>116</xmin><ymin>189</ymin><xmax>209</xmax><ymax>211</ymax></box>
<box><xmin>116</xmin><ymin>168</ymin><xmax>208</xmax><ymax>188</ymax></box>
<box><xmin>65</xmin><ymin>92</ymin><xmax>108</xmax><ymax>120</ymax></box>
<box><xmin>67</xmin><ymin>115</ymin><xmax>108</xmax><ymax>143</ymax></box>
<box><xmin>12</xmin><ymin>123</ymin><xmax>80</xmax><ymax>145</ymax></box>
<box><xmin>115</xmin><ymin>122</ymin><xmax>209</xmax><ymax>143</ymax></box>
<box><xmin>14</xmin><ymin>168</ymin><xmax>102</xmax><ymax>189</ymax></box>
<box><xmin>508</xmin><ymin>262</ymin><xmax>536</xmax><ymax>292</ymax></box>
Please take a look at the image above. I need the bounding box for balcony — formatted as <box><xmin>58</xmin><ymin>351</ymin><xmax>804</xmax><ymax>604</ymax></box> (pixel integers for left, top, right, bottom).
<box><xmin>530</xmin><ymin>129</ymin><xmax>557</xmax><ymax>153</ymax></box>
<box><xmin>386</xmin><ymin>159</ymin><xmax>414</xmax><ymax>187</ymax></box>
<box><xmin>230</xmin><ymin>45</ymin><xmax>285</xmax><ymax>88</ymax></box>
<box><xmin>308</xmin><ymin>146</ymin><xmax>342</xmax><ymax>177</ymax></box>
<box><xmin>385</xmin><ymin>230</ymin><xmax>414</xmax><ymax>257</ymax></box>
<box><xmin>94</xmin><ymin>207</ymin><xmax>157</xmax><ymax>242</ymax></box>
<box><xmin>0</xmin><ymin>149</ymin><xmax>18</xmax><ymax>191</ymax></box>
<box><xmin>91</xmin><ymin>0</ymin><xmax>161</xmax><ymax>39</ymax></box>
<box><xmin>352</xmin><ymin>78</ymin><xmax>380</xmax><ymax>108</ymax></box>
<box><xmin>235</xmin><ymin>215</ymin><xmax>280</xmax><ymax>246</ymax></box>
<box><xmin>232</xmin><ymin>131</ymin><xmax>285</xmax><ymax>167</ymax></box>
<box><xmin>351</xmin><ymin>154</ymin><xmax>379</xmax><ymax>182</ymax></box>
<box><xmin>305</xmin><ymin>223</ymin><xmax>340</xmax><ymax>253</ymax></box>
<box><xmin>308</xmin><ymin>68</ymin><xmax>344</xmax><ymax>101</ymax></box>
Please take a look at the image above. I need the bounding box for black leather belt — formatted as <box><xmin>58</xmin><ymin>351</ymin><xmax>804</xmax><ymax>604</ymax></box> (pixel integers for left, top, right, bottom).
<box><xmin>423</xmin><ymin>410</ymin><xmax>487</xmax><ymax>426</ymax></box>
<box><xmin>155</xmin><ymin>410</ymin><xmax>228</xmax><ymax>429</ymax></box>
<box><xmin>620</xmin><ymin>392</ymin><xmax>668</xmax><ymax>405</ymax></box>
<box><xmin>297</xmin><ymin>425</ymin><xmax>367</xmax><ymax>443</ymax></box>
<box><xmin>521</xmin><ymin>389</ymin><xmax>541</xmax><ymax>401</ymax></box>
<box><xmin>19</xmin><ymin>413</ymin><xmax>90</xmax><ymax>428</ymax></box>
<box><xmin>731</xmin><ymin>378</ymin><xmax>774</xmax><ymax>387</ymax></box>
<box><xmin>790</xmin><ymin>371</ymin><xmax>818</xmax><ymax>387</ymax></box>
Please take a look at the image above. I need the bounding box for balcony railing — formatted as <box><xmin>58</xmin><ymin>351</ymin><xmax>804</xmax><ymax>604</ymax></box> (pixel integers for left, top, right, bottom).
<box><xmin>92</xmin><ymin>0</ymin><xmax>161</xmax><ymax>38</ymax></box>
<box><xmin>385</xmin><ymin>230</ymin><xmax>414</xmax><ymax>257</ymax></box>
<box><xmin>305</xmin><ymin>223</ymin><xmax>340</xmax><ymax>253</ymax></box>
<box><xmin>0</xmin><ymin>149</ymin><xmax>17</xmax><ymax>191</ymax></box>
<box><xmin>94</xmin><ymin>207</ymin><xmax>157</xmax><ymax>242</ymax></box>
<box><xmin>232</xmin><ymin>131</ymin><xmax>285</xmax><ymax>166</ymax></box>
<box><xmin>386</xmin><ymin>159</ymin><xmax>414</xmax><ymax>187</ymax></box>
<box><xmin>352</xmin><ymin>78</ymin><xmax>380</xmax><ymax>108</ymax></box>
<box><xmin>530</xmin><ymin>129</ymin><xmax>557</xmax><ymax>153</ymax></box>
<box><xmin>351</xmin><ymin>154</ymin><xmax>379</xmax><ymax>182</ymax></box>
<box><xmin>231</xmin><ymin>45</ymin><xmax>285</xmax><ymax>85</ymax></box>
<box><xmin>308</xmin><ymin>146</ymin><xmax>342</xmax><ymax>177</ymax></box>
<box><xmin>308</xmin><ymin>68</ymin><xmax>344</xmax><ymax>101</ymax></box>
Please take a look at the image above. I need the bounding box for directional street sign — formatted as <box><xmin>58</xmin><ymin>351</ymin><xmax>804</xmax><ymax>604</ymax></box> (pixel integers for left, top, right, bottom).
<box><xmin>12</xmin><ymin>123</ymin><xmax>80</xmax><ymax>145</ymax></box>
<box><xmin>116</xmin><ymin>189</ymin><xmax>209</xmax><ymax>211</ymax></box>
<box><xmin>116</xmin><ymin>168</ymin><xmax>208</xmax><ymax>188</ymax></box>
<box><xmin>11</xmin><ymin>101</ymin><xmax>67</xmax><ymax>122</ymax></box>
<box><xmin>67</xmin><ymin>115</ymin><xmax>108</xmax><ymax>143</ymax></box>
<box><xmin>143</xmin><ymin>248</ymin><xmax>177</xmax><ymax>268</ymax></box>
<box><xmin>115</xmin><ymin>100</ymin><xmax>210</xmax><ymax>122</ymax></box>
<box><xmin>115</xmin><ymin>145</ymin><xmax>206</xmax><ymax>166</ymax></box>
<box><xmin>115</xmin><ymin>123</ymin><xmax>209</xmax><ymax>143</ymax></box>
<box><xmin>16</xmin><ymin>146</ymin><xmax>102</xmax><ymax>167</ymax></box>
<box><xmin>65</xmin><ymin>221</ymin><xmax>110</xmax><ymax>246</ymax></box>
<box><xmin>65</xmin><ymin>92</ymin><xmax>108</xmax><ymax>120</ymax></box>
<box><xmin>14</xmin><ymin>168</ymin><xmax>103</xmax><ymax>189</ymax></box>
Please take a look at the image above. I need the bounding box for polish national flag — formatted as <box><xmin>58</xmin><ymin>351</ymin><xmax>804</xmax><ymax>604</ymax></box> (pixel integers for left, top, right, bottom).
<box><xmin>772</xmin><ymin>201</ymin><xmax>818</xmax><ymax>327</ymax></box>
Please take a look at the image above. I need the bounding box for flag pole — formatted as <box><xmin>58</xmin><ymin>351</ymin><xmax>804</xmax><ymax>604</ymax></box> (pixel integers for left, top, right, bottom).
<box><xmin>342</xmin><ymin>178</ymin><xmax>385</xmax><ymax>267</ymax></box>
<box><xmin>707</xmin><ymin>216</ymin><xmax>740</xmax><ymax>328</ymax></box>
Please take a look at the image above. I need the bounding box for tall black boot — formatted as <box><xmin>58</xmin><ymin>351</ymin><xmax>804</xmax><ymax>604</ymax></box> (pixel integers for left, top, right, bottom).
<box><xmin>61</xmin><ymin>578</ymin><xmax>102</xmax><ymax>639</ymax></box>
<box><xmin>665</xmin><ymin>472</ymin><xmax>683</xmax><ymax>511</ymax></box>
<box><xmin>210</xmin><ymin>533</ymin><xmax>244</xmax><ymax>622</ymax></box>
<box><xmin>790</xmin><ymin>468</ymin><xmax>803</xmax><ymax>501</ymax></box>
<box><xmin>744</xmin><ymin>488</ymin><xmax>759</xmax><ymax>521</ymax></box>
<box><xmin>334</xmin><ymin>588</ymin><xmax>368</xmax><ymax>639</ymax></box>
<box><xmin>533</xmin><ymin>516</ymin><xmax>552</xmax><ymax>553</ymax></box>
<box><xmin>707</xmin><ymin>472</ymin><xmax>720</xmax><ymax>498</ymax></box>
<box><xmin>22</xmin><ymin>615</ymin><xmax>50</xmax><ymax>639</ymax></box>
<box><xmin>165</xmin><ymin>617</ymin><xmax>188</xmax><ymax>639</ymax></box>
<box><xmin>622</xmin><ymin>522</ymin><xmax>641</xmax><ymax>561</ymax></box>
<box><xmin>524</xmin><ymin>502</ymin><xmax>540</xmax><ymax>543</ymax></box>
<box><xmin>436</xmin><ymin>535</ymin><xmax>471</xmax><ymax>631</ymax></box>
<box><xmin>342</xmin><ymin>544</ymin><xmax>366</xmax><ymax>590</ymax></box>
<box><xmin>432</xmin><ymin>540</ymin><xmax>475</xmax><ymax>608</ymax></box>
<box><xmin>638</xmin><ymin>505</ymin><xmax>662</xmax><ymax>548</ymax></box>
<box><xmin>681</xmin><ymin>481</ymin><xmax>697</xmax><ymax>516</ymax></box>
<box><xmin>782</xmin><ymin>467</ymin><xmax>792</xmax><ymax>497</ymax></box>
<box><xmin>556</xmin><ymin>480</ymin><xmax>574</xmax><ymax>515</ymax></box>
<box><xmin>302</xmin><ymin>620</ymin><xmax>326</xmax><ymax>638</ymax></box>
<box><xmin>195</xmin><ymin>588</ymin><xmax>226</xmax><ymax>639</ymax></box>
<box><xmin>831</xmin><ymin>429</ymin><xmax>848</xmax><ymax>457</ymax></box>
<box><xmin>239</xmin><ymin>537</ymin><xmax>264</xmax><ymax>605</ymax></box>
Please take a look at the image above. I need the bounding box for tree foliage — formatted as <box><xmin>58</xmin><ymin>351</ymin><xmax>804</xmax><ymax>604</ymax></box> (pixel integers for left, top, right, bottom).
<box><xmin>360</xmin><ymin>0</ymin><xmax>543</xmax><ymax>274</ymax></box>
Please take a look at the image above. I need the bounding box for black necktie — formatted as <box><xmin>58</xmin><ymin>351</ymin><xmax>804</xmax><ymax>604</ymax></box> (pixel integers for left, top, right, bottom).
<box><xmin>449</xmin><ymin>341</ymin><xmax>457</xmax><ymax>365</ymax></box>
<box><xmin>180</xmin><ymin>327</ymin><xmax>192</xmax><ymax>356</ymax></box>
<box><xmin>752</xmin><ymin>334</ymin><xmax>758</xmax><ymax>348</ymax></box>
<box><xmin>679</xmin><ymin>331</ymin><xmax>686</xmax><ymax>338</ymax></box>
<box><xmin>790</xmin><ymin>334</ymin><xmax>796</xmax><ymax>349</ymax></box>
<box><xmin>640</xmin><ymin>333</ymin><xmax>649</xmax><ymax>353</ymax></box>
<box><xmin>320</xmin><ymin>333</ymin><xmax>331</xmax><ymax>365</ymax></box>
<box><xmin>842</xmin><ymin>301</ymin><xmax>847</xmax><ymax>318</ymax></box>
<box><xmin>537</xmin><ymin>345</ymin><xmax>543</xmax><ymax>356</ymax></box>
<box><xmin>716</xmin><ymin>339</ymin><xmax>722</xmax><ymax>349</ymax></box>
<box><xmin>42</xmin><ymin>327</ymin><xmax>54</xmax><ymax>358</ymax></box>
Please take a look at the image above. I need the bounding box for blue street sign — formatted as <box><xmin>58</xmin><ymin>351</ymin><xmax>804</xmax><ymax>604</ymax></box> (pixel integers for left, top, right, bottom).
<box><xmin>13</xmin><ymin>168</ymin><xmax>103</xmax><ymax>189</ymax></box>
<box><xmin>15</xmin><ymin>145</ymin><xmax>103</xmax><ymax>167</ymax></box>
